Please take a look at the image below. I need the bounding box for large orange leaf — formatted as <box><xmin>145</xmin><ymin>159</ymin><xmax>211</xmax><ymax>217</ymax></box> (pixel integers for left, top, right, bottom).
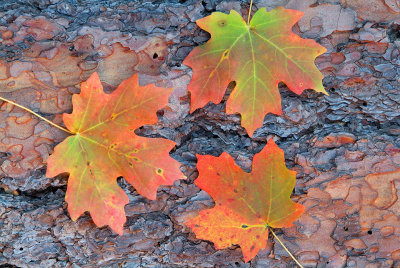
<box><xmin>183</xmin><ymin>7</ymin><xmax>326</xmax><ymax>135</ymax></box>
<box><xmin>46</xmin><ymin>72</ymin><xmax>183</xmax><ymax>235</ymax></box>
<box><xmin>186</xmin><ymin>140</ymin><xmax>304</xmax><ymax>262</ymax></box>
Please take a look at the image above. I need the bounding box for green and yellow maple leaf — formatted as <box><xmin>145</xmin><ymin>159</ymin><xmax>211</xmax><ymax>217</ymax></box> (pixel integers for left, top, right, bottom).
<box><xmin>183</xmin><ymin>7</ymin><xmax>326</xmax><ymax>135</ymax></box>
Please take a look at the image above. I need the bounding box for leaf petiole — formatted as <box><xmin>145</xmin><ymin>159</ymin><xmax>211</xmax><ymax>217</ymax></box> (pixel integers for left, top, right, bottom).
<box><xmin>268</xmin><ymin>226</ymin><xmax>304</xmax><ymax>268</ymax></box>
<box><xmin>247</xmin><ymin>0</ymin><xmax>253</xmax><ymax>25</ymax></box>
<box><xmin>0</xmin><ymin>96</ymin><xmax>74</xmax><ymax>135</ymax></box>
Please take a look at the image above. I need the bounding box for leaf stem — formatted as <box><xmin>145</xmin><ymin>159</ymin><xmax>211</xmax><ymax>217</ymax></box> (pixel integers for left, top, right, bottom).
<box><xmin>247</xmin><ymin>0</ymin><xmax>253</xmax><ymax>25</ymax></box>
<box><xmin>269</xmin><ymin>227</ymin><xmax>304</xmax><ymax>268</ymax></box>
<box><xmin>0</xmin><ymin>96</ymin><xmax>74</xmax><ymax>135</ymax></box>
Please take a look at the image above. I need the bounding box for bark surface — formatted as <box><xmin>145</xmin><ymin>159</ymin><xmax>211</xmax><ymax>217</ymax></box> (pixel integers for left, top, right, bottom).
<box><xmin>1</xmin><ymin>0</ymin><xmax>400</xmax><ymax>267</ymax></box>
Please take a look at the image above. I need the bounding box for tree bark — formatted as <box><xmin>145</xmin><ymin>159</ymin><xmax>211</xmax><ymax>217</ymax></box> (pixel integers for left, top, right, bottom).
<box><xmin>1</xmin><ymin>0</ymin><xmax>400</xmax><ymax>267</ymax></box>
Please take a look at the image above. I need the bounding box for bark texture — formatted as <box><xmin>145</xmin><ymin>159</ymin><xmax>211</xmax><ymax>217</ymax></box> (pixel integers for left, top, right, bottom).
<box><xmin>1</xmin><ymin>0</ymin><xmax>400</xmax><ymax>267</ymax></box>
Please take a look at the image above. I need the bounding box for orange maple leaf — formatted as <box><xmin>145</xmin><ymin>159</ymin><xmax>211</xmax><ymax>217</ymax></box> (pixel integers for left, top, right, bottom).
<box><xmin>186</xmin><ymin>140</ymin><xmax>304</xmax><ymax>262</ymax></box>
<box><xmin>46</xmin><ymin>72</ymin><xmax>183</xmax><ymax>235</ymax></box>
<box><xmin>183</xmin><ymin>7</ymin><xmax>326</xmax><ymax>135</ymax></box>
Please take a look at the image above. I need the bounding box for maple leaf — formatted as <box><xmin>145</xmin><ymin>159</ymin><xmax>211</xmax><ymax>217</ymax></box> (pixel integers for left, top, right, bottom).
<box><xmin>183</xmin><ymin>7</ymin><xmax>327</xmax><ymax>135</ymax></box>
<box><xmin>185</xmin><ymin>140</ymin><xmax>304</xmax><ymax>262</ymax></box>
<box><xmin>46</xmin><ymin>72</ymin><xmax>183</xmax><ymax>235</ymax></box>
